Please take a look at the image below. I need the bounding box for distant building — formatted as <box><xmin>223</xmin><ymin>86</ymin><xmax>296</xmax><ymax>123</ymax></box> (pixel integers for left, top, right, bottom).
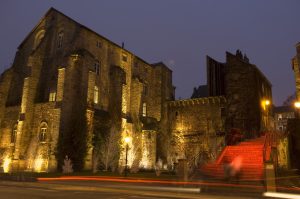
<box><xmin>273</xmin><ymin>106</ymin><xmax>295</xmax><ymax>131</ymax></box>
<box><xmin>191</xmin><ymin>85</ymin><xmax>208</xmax><ymax>98</ymax></box>
<box><xmin>207</xmin><ymin>56</ymin><xmax>225</xmax><ymax>96</ymax></box>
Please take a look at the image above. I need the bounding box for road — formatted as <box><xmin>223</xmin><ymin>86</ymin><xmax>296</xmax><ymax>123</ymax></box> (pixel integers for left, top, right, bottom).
<box><xmin>0</xmin><ymin>179</ymin><xmax>263</xmax><ymax>199</ymax></box>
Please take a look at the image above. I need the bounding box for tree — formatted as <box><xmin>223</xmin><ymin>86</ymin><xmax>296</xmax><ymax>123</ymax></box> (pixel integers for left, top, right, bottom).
<box><xmin>100</xmin><ymin>126</ymin><xmax>121</xmax><ymax>171</ymax></box>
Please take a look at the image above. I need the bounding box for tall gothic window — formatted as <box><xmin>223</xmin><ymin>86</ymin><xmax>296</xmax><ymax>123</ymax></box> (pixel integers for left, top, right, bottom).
<box><xmin>11</xmin><ymin>124</ymin><xmax>18</xmax><ymax>144</ymax></box>
<box><xmin>33</xmin><ymin>30</ymin><xmax>45</xmax><ymax>49</ymax></box>
<box><xmin>39</xmin><ymin>122</ymin><xmax>48</xmax><ymax>143</ymax></box>
<box><xmin>94</xmin><ymin>86</ymin><xmax>99</xmax><ymax>104</ymax></box>
<box><xmin>142</xmin><ymin>102</ymin><xmax>147</xmax><ymax>117</ymax></box>
<box><xmin>94</xmin><ymin>61</ymin><xmax>100</xmax><ymax>75</ymax></box>
<box><xmin>57</xmin><ymin>31</ymin><xmax>64</xmax><ymax>48</ymax></box>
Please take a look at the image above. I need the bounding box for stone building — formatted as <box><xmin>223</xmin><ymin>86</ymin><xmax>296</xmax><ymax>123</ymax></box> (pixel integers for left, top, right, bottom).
<box><xmin>169</xmin><ymin>50</ymin><xmax>273</xmax><ymax>166</ymax></box>
<box><xmin>0</xmin><ymin>8</ymin><xmax>174</xmax><ymax>172</ymax></box>
<box><xmin>206</xmin><ymin>51</ymin><xmax>272</xmax><ymax>138</ymax></box>
<box><xmin>292</xmin><ymin>42</ymin><xmax>300</xmax><ymax>101</ymax></box>
<box><xmin>273</xmin><ymin>106</ymin><xmax>295</xmax><ymax>132</ymax></box>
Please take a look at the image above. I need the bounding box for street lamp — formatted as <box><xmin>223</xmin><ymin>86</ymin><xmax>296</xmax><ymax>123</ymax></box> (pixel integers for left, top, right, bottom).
<box><xmin>124</xmin><ymin>136</ymin><xmax>131</xmax><ymax>177</ymax></box>
<box><xmin>262</xmin><ymin>99</ymin><xmax>271</xmax><ymax>130</ymax></box>
<box><xmin>294</xmin><ymin>101</ymin><xmax>300</xmax><ymax>118</ymax></box>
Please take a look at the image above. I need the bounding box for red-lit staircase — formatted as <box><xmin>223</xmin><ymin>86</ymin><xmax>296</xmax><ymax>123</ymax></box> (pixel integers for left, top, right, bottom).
<box><xmin>200</xmin><ymin>136</ymin><xmax>268</xmax><ymax>181</ymax></box>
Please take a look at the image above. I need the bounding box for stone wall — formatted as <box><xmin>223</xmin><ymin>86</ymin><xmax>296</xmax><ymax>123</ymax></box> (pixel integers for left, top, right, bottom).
<box><xmin>166</xmin><ymin>96</ymin><xmax>226</xmax><ymax>166</ymax></box>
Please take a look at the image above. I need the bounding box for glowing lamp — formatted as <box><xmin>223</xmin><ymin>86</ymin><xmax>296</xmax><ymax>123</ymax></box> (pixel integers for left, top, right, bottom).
<box><xmin>3</xmin><ymin>156</ymin><xmax>11</xmax><ymax>173</ymax></box>
<box><xmin>124</xmin><ymin>136</ymin><xmax>131</xmax><ymax>144</ymax></box>
<box><xmin>295</xmin><ymin>102</ymin><xmax>300</xmax><ymax>109</ymax></box>
<box><xmin>34</xmin><ymin>158</ymin><xmax>43</xmax><ymax>172</ymax></box>
<box><xmin>265</xmin><ymin>100</ymin><xmax>270</xmax><ymax>106</ymax></box>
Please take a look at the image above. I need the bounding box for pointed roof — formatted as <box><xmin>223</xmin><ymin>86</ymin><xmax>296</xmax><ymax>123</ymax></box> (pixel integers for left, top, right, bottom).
<box><xmin>18</xmin><ymin>7</ymin><xmax>172</xmax><ymax>72</ymax></box>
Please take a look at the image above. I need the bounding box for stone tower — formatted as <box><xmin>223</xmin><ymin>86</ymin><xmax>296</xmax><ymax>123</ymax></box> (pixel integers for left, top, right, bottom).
<box><xmin>292</xmin><ymin>42</ymin><xmax>300</xmax><ymax>101</ymax></box>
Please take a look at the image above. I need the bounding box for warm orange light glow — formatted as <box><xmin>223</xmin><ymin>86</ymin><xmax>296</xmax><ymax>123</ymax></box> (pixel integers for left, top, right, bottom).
<box><xmin>295</xmin><ymin>101</ymin><xmax>300</xmax><ymax>109</ymax></box>
<box><xmin>34</xmin><ymin>158</ymin><xmax>43</xmax><ymax>172</ymax></box>
<box><xmin>3</xmin><ymin>156</ymin><xmax>11</xmax><ymax>173</ymax></box>
<box><xmin>124</xmin><ymin>136</ymin><xmax>131</xmax><ymax>144</ymax></box>
<box><xmin>261</xmin><ymin>99</ymin><xmax>271</xmax><ymax>110</ymax></box>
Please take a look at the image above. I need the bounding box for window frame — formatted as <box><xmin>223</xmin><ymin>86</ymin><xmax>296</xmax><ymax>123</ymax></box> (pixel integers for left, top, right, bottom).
<box><xmin>11</xmin><ymin>124</ymin><xmax>18</xmax><ymax>144</ymax></box>
<box><xmin>39</xmin><ymin>123</ymin><xmax>48</xmax><ymax>143</ymax></box>
<box><xmin>57</xmin><ymin>32</ymin><xmax>64</xmax><ymax>48</ymax></box>
<box><xmin>94</xmin><ymin>61</ymin><xmax>100</xmax><ymax>75</ymax></box>
<box><xmin>142</xmin><ymin>102</ymin><xmax>147</xmax><ymax>117</ymax></box>
<box><xmin>49</xmin><ymin>92</ymin><xmax>56</xmax><ymax>102</ymax></box>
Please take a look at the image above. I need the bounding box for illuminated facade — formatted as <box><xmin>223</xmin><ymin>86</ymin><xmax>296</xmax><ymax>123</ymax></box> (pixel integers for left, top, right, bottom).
<box><xmin>0</xmin><ymin>8</ymin><xmax>274</xmax><ymax>173</ymax></box>
<box><xmin>0</xmin><ymin>8</ymin><xmax>173</xmax><ymax>172</ymax></box>
<box><xmin>292</xmin><ymin>42</ymin><xmax>300</xmax><ymax>101</ymax></box>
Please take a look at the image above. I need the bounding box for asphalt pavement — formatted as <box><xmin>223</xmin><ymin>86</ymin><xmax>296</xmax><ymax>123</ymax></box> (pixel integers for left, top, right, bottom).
<box><xmin>0</xmin><ymin>180</ymin><xmax>262</xmax><ymax>199</ymax></box>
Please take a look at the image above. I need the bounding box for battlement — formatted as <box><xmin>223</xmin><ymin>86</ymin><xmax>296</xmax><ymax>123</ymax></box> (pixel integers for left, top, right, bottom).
<box><xmin>168</xmin><ymin>96</ymin><xmax>226</xmax><ymax>107</ymax></box>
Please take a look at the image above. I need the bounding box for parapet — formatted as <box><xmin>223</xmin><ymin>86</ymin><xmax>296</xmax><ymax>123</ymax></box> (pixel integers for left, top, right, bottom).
<box><xmin>168</xmin><ymin>96</ymin><xmax>226</xmax><ymax>107</ymax></box>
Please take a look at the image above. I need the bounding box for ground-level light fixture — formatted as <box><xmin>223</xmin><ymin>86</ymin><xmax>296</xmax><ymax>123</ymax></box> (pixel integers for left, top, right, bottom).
<box><xmin>124</xmin><ymin>136</ymin><xmax>131</xmax><ymax>177</ymax></box>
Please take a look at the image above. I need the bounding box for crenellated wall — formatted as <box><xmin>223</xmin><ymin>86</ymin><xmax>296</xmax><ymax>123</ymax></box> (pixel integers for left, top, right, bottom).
<box><xmin>166</xmin><ymin>96</ymin><xmax>226</xmax><ymax>166</ymax></box>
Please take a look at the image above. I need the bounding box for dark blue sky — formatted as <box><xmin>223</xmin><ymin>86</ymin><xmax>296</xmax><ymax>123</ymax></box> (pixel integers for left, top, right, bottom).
<box><xmin>0</xmin><ymin>0</ymin><xmax>299</xmax><ymax>105</ymax></box>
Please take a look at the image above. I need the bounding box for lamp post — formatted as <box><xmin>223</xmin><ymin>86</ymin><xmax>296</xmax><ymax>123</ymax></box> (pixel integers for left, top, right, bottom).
<box><xmin>262</xmin><ymin>99</ymin><xmax>270</xmax><ymax>131</ymax></box>
<box><xmin>124</xmin><ymin>136</ymin><xmax>131</xmax><ymax>177</ymax></box>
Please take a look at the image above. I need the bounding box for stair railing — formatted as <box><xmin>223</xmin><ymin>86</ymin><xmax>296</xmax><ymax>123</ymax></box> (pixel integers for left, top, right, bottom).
<box><xmin>263</xmin><ymin>131</ymin><xmax>279</xmax><ymax>162</ymax></box>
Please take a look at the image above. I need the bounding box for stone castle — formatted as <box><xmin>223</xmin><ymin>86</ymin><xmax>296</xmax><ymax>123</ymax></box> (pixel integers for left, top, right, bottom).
<box><xmin>0</xmin><ymin>8</ymin><xmax>272</xmax><ymax>173</ymax></box>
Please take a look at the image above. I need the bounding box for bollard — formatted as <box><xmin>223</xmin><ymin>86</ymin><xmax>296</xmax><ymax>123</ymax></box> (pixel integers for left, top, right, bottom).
<box><xmin>265</xmin><ymin>162</ymin><xmax>276</xmax><ymax>192</ymax></box>
<box><xmin>178</xmin><ymin>159</ymin><xmax>188</xmax><ymax>181</ymax></box>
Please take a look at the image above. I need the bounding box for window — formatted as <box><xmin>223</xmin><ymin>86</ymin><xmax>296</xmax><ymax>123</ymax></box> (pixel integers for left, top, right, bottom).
<box><xmin>94</xmin><ymin>86</ymin><xmax>99</xmax><ymax>104</ymax></box>
<box><xmin>39</xmin><ymin>123</ymin><xmax>47</xmax><ymax>143</ymax></box>
<box><xmin>11</xmin><ymin>124</ymin><xmax>18</xmax><ymax>144</ymax></box>
<box><xmin>49</xmin><ymin>92</ymin><xmax>56</xmax><ymax>102</ymax></box>
<box><xmin>33</xmin><ymin>30</ymin><xmax>45</xmax><ymax>49</ymax></box>
<box><xmin>94</xmin><ymin>61</ymin><xmax>100</xmax><ymax>75</ymax></box>
<box><xmin>57</xmin><ymin>32</ymin><xmax>64</xmax><ymax>48</ymax></box>
<box><xmin>122</xmin><ymin>54</ymin><xmax>127</xmax><ymax>62</ymax></box>
<box><xmin>143</xmin><ymin>85</ymin><xmax>148</xmax><ymax>96</ymax></box>
<box><xmin>142</xmin><ymin>102</ymin><xmax>147</xmax><ymax>117</ymax></box>
<box><xmin>96</xmin><ymin>41</ymin><xmax>101</xmax><ymax>48</ymax></box>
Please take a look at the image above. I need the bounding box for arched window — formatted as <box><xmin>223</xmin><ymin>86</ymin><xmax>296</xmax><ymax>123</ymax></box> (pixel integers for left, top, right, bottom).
<box><xmin>11</xmin><ymin>124</ymin><xmax>18</xmax><ymax>144</ymax></box>
<box><xmin>33</xmin><ymin>30</ymin><xmax>45</xmax><ymax>49</ymax></box>
<box><xmin>57</xmin><ymin>31</ymin><xmax>64</xmax><ymax>48</ymax></box>
<box><xmin>94</xmin><ymin>86</ymin><xmax>99</xmax><ymax>104</ymax></box>
<box><xmin>94</xmin><ymin>61</ymin><xmax>100</xmax><ymax>75</ymax></box>
<box><xmin>39</xmin><ymin>122</ymin><xmax>48</xmax><ymax>143</ymax></box>
<box><xmin>142</xmin><ymin>102</ymin><xmax>147</xmax><ymax>117</ymax></box>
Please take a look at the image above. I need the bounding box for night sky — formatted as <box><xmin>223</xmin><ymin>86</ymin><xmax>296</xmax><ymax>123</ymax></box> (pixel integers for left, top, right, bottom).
<box><xmin>0</xmin><ymin>0</ymin><xmax>299</xmax><ymax>105</ymax></box>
